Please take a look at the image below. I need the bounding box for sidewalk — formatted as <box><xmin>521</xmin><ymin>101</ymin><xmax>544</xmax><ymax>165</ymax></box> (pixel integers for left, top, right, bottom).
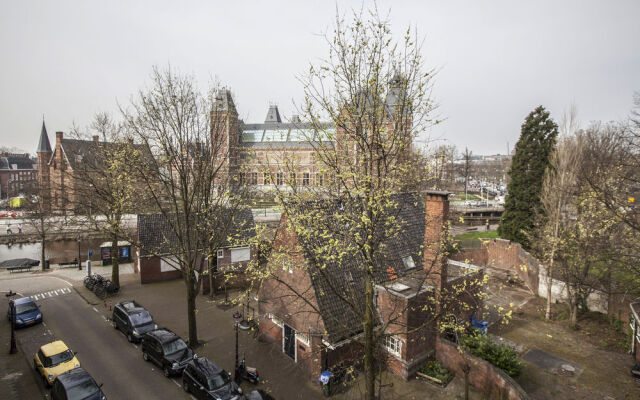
<box><xmin>73</xmin><ymin>272</ymin><xmax>481</xmax><ymax>400</ymax></box>
<box><xmin>0</xmin><ymin>312</ymin><xmax>45</xmax><ymax>400</ymax></box>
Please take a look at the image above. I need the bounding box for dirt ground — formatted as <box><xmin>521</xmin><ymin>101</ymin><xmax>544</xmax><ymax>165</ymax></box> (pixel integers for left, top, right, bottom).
<box><xmin>493</xmin><ymin>296</ymin><xmax>640</xmax><ymax>400</ymax></box>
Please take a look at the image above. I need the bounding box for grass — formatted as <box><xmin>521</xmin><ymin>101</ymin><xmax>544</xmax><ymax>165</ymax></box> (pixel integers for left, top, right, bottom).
<box><xmin>455</xmin><ymin>230</ymin><xmax>500</xmax><ymax>240</ymax></box>
<box><xmin>450</xmin><ymin>193</ymin><xmax>483</xmax><ymax>202</ymax></box>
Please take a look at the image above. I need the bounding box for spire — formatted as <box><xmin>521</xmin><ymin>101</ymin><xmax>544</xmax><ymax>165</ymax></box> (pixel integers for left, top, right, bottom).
<box><xmin>264</xmin><ymin>104</ymin><xmax>282</xmax><ymax>124</ymax></box>
<box><xmin>37</xmin><ymin>120</ymin><xmax>52</xmax><ymax>153</ymax></box>
<box><xmin>213</xmin><ymin>89</ymin><xmax>237</xmax><ymax>115</ymax></box>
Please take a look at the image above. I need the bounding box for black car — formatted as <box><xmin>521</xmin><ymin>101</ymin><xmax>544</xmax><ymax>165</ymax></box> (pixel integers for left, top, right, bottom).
<box><xmin>141</xmin><ymin>328</ymin><xmax>193</xmax><ymax>377</ymax></box>
<box><xmin>111</xmin><ymin>300</ymin><xmax>157</xmax><ymax>342</ymax></box>
<box><xmin>183</xmin><ymin>357</ymin><xmax>243</xmax><ymax>400</ymax></box>
<box><xmin>51</xmin><ymin>368</ymin><xmax>106</xmax><ymax>400</ymax></box>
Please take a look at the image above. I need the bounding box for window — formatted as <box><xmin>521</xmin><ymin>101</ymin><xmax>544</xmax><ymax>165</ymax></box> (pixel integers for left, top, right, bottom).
<box><xmin>217</xmin><ymin>249</ymin><xmax>224</xmax><ymax>259</ymax></box>
<box><xmin>303</xmin><ymin>172</ymin><xmax>310</xmax><ymax>186</ymax></box>
<box><xmin>402</xmin><ymin>256</ymin><xmax>416</xmax><ymax>270</ymax></box>
<box><xmin>276</xmin><ymin>172</ymin><xmax>284</xmax><ymax>186</ymax></box>
<box><xmin>316</xmin><ymin>173</ymin><xmax>324</xmax><ymax>186</ymax></box>
<box><xmin>230</xmin><ymin>247</ymin><xmax>250</xmax><ymax>263</ymax></box>
<box><xmin>289</xmin><ymin>172</ymin><xmax>296</xmax><ymax>185</ymax></box>
<box><xmin>263</xmin><ymin>173</ymin><xmax>271</xmax><ymax>185</ymax></box>
<box><xmin>383</xmin><ymin>335</ymin><xmax>402</xmax><ymax>357</ymax></box>
<box><xmin>248</xmin><ymin>172</ymin><xmax>258</xmax><ymax>185</ymax></box>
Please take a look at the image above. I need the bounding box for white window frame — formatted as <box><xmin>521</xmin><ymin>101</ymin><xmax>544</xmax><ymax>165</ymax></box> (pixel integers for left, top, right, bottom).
<box><xmin>296</xmin><ymin>331</ymin><xmax>310</xmax><ymax>347</ymax></box>
<box><xmin>268</xmin><ymin>313</ymin><xmax>283</xmax><ymax>327</ymax></box>
<box><xmin>383</xmin><ymin>335</ymin><xmax>403</xmax><ymax>358</ymax></box>
<box><xmin>217</xmin><ymin>249</ymin><xmax>224</xmax><ymax>259</ymax></box>
<box><xmin>230</xmin><ymin>246</ymin><xmax>250</xmax><ymax>263</ymax></box>
<box><xmin>160</xmin><ymin>257</ymin><xmax>177</xmax><ymax>273</ymax></box>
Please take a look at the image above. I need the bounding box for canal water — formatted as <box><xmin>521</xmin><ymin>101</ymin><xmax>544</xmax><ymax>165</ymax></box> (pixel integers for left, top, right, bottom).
<box><xmin>0</xmin><ymin>238</ymin><xmax>108</xmax><ymax>265</ymax></box>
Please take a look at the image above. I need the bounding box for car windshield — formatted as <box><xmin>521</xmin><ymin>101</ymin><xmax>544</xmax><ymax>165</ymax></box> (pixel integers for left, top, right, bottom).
<box><xmin>130</xmin><ymin>311</ymin><xmax>152</xmax><ymax>327</ymax></box>
<box><xmin>162</xmin><ymin>338</ymin><xmax>187</xmax><ymax>356</ymax></box>
<box><xmin>65</xmin><ymin>378</ymin><xmax>100</xmax><ymax>400</ymax></box>
<box><xmin>44</xmin><ymin>350</ymin><xmax>74</xmax><ymax>367</ymax></box>
<box><xmin>207</xmin><ymin>370</ymin><xmax>231</xmax><ymax>390</ymax></box>
<box><xmin>15</xmin><ymin>302</ymin><xmax>38</xmax><ymax>315</ymax></box>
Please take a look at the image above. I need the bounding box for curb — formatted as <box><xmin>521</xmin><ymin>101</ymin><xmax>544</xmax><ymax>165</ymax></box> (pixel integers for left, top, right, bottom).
<box><xmin>72</xmin><ymin>285</ymin><xmax>100</xmax><ymax>306</ymax></box>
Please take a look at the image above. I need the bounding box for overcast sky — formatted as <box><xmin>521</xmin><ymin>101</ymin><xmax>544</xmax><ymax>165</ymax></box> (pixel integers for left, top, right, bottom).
<box><xmin>1</xmin><ymin>0</ymin><xmax>639</xmax><ymax>155</ymax></box>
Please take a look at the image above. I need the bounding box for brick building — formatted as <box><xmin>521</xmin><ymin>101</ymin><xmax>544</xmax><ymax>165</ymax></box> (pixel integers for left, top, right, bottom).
<box><xmin>258</xmin><ymin>192</ymin><xmax>485</xmax><ymax>380</ymax></box>
<box><xmin>36</xmin><ymin>121</ymin><xmax>149</xmax><ymax>212</ymax></box>
<box><xmin>135</xmin><ymin>209</ymin><xmax>257</xmax><ymax>284</ymax></box>
<box><xmin>213</xmin><ymin>73</ymin><xmax>409</xmax><ymax>188</ymax></box>
<box><xmin>0</xmin><ymin>152</ymin><xmax>37</xmax><ymax>199</ymax></box>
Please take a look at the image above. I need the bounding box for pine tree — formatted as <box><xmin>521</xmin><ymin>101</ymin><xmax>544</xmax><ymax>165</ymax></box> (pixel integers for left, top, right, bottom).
<box><xmin>499</xmin><ymin>106</ymin><xmax>558</xmax><ymax>249</ymax></box>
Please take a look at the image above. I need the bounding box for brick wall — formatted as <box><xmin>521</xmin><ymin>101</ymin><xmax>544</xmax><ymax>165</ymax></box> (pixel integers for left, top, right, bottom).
<box><xmin>139</xmin><ymin>256</ymin><xmax>182</xmax><ymax>284</ymax></box>
<box><xmin>456</xmin><ymin>239</ymin><xmax>539</xmax><ymax>294</ymax></box>
<box><xmin>436</xmin><ymin>338</ymin><xmax>530</xmax><ymax>400</ymax></box>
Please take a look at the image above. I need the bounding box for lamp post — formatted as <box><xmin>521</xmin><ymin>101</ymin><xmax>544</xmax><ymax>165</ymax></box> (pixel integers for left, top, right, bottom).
<box><xmin>233</xmin><ymin>310</ymin><xmax>242</xmax><ymax>383</ymax></box>
<box><xmin>6</xmin><ymin>290</ymin><xmax>17</xmax><ymax>354</ymax></box>
<box><xmin>77</xmin><ymin>236</ymin><xmax>82</xmax><ymax>270</ymax></box>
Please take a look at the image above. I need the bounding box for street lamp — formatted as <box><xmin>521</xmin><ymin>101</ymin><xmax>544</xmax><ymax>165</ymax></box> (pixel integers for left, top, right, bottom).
<box><xmin>6</xmin><ymin>290</ymin><xmax>17</xmax><ymax>354</ymax></box>
<box><xmin>233</xmin><ymin>310</ymin><xmax>242</xmax><ymax>383</ymax></box>
<box><xmin>77</xmin><ymin>236</ymin><xmax>82</xmax><ymax>270</ymax></box>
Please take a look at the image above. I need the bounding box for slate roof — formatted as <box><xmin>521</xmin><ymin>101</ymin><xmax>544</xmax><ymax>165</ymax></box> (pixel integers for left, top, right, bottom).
<box><xmin>137</xmin><ymin>208</ymin><xmax>256</xmax><ymax>257</ymax></box>
<box><xmin>0</xmin><ymin>155</ymin><xmax>36</xmax><ymax>170</ymax></box>
<box><xmin>37</xmin><ymin>121</ymin><xmax>52</xmax><ymax>153</ymax></box>
<box><xmin>59</xmin><ymin>138</ymin><xmax>151</xmax><ymax>171</ymax></box>
<box><xmin>287</xmin><ymin>192</ymin><xmax>429</xmax><ymax>342</ymax></box>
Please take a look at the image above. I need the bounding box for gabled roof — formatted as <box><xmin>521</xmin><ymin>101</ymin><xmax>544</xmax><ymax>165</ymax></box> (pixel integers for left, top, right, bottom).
<box><xmin>137</xmin><ymin>208</ymin><xmax>256</xmax><ymax>257</ymax></box>
<box><xmin>284</xmin><ymin>192</ymin><xmax>429</xmax><ymax>342</ymax></box>
<box><xmin>59</xmin><ymin>138</ymin><xmax>151</xmax><ymax>171</ymax></box>
<box><xmin>37</xmin><ymin>121</ymin><xmax>52</xmax><ymax>153</ymax></box>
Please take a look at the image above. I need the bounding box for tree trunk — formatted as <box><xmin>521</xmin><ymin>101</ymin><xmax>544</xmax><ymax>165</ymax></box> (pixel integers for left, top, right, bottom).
<box><xmin>569</xmin><ymin>300</ymin><xmax>578</xmax><ymax>328</ymax></box>
<box><xmin>40</xmin><ymin>233</ymin><xmax>46</xmax><ymax>272</ymax></box>
<box><xmin>186</xmin><ymin>274</ymin><xmax>199</xmax><ymax>347</ymax></box>
<box><xmin>545</xmin><ymin>259</ymin><xmax>554</xmax><ymax>320</ymax></box>
<box><xmin>364</xmin><ymin>270</ymin><xmax>375</xmax><ymax>400</ymax></box>
<box><xmin>111</xmin><ymin>232</ymin><xmax>120</xmax><ymax>287</ymax></box>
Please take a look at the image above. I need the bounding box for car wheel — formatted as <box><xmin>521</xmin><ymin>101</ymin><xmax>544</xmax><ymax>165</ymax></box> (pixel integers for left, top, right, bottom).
<box><xmin>127</xmin><ymin>333</ymin><xmax>134</xmax><ymax>342</ymax></box>
<box><xmin>163</xmin><ymin>366</ymin><xmax>171</xmax><ymax>377</ymax></box>
<box><xmin>183</xmin><ymin>380</ymin><xmax>189</xmax><ymax>393</ymax></box>
<box><xmin>143</xmin><ymin>352</ymin><xmax>149</xmax><ymax>362</ymax></box>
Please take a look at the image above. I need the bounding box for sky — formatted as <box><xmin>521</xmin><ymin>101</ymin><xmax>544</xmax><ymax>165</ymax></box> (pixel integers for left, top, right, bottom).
<box><xmin>1</xmin><ymin>0</ymin><xmax>639</xmax><ymax>155</ymax></box>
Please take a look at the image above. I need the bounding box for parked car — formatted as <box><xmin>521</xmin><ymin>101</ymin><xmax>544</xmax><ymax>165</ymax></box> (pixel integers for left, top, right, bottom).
<box><xmin>245</xmin><ymin>390</ymin><xmax>276</xmax><ymax>400</ymax></box>
<box><xmin>111</xmin><ymin>300</ymin><xmax>157</xmax><ymax>342</ymax></box>
<box><xmin>51</xmin><ymin>367</ymin><xmax>106</xmax><ymax>400</ymax></box>
<box><xmin>141</xmin><ymin>328</ymin><xmax>193</xmax><ymax>377</ymax></box>
<box><xmin>34</xmin><ymin>340</ymin><xmax>80</xmax><ymax>386</ymax></box>
<box><xmin>7</xmin><ymin>296</ymin><xmax>42</xmax><ymax>328</ymax></box>
<box><xmin>182</xmin><ymin>356</ymin><xmax>242</xmax><ymax>400</ymax></box>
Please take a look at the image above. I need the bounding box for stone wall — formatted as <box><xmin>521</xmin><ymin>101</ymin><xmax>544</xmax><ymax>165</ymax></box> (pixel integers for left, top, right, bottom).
<box><xmin>436</xmin><ymin>337</ymin><xmax>530</xmax><ymax>400</ymax></box>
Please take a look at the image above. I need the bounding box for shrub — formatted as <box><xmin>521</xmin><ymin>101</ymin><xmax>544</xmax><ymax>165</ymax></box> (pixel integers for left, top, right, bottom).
<box><xmin>419</xmin><ymin>360</ymin><xmax>452</xmax><ymax>382</ymax></box>
<box><xmin>461</xmin><ymin>333</ymin><xmax>523</xmax><ymax>378</ymax></box>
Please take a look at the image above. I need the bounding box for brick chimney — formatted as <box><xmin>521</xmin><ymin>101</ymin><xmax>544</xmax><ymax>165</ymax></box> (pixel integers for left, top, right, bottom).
<box><xmin>423</xmin><ymin>191</ymin><xmax>449</xmax><ymax>290</ymax></box>
<box><xmin>92</xmin><ymin>135</ymin><xmax>99</xmax><ymax>143</ymax></box>
<box><xmin>56</xmin><ymin>131</ymin><xmax>63</xmax><ymax>141</ymax></box>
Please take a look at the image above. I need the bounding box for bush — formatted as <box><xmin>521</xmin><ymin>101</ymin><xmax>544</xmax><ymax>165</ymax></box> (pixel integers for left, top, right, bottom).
<box><xmin>461</xmin><ymin>333</ymin><xmax>523</xmax><ymax>378</ymax></box>
<box><xmin>419</xmin><ymin>360</ymin><xmax>452</xmax><ymax>383</ymax></box>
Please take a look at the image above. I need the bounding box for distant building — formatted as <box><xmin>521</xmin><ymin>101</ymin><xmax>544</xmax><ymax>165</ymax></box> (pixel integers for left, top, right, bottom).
<box><xmin>214</xmin><ymin>73</ymin><xmax>410</xmax><ymax>188</ymax></box>
<box><xmin>36</xmin><ymin>121</ymin><xmax>147</xmax><ymax>212</ymax></box>
<box><xmin>0</xmin><ymin>151</ymin><xmax>37</xmax><ymax>199</ymax></box>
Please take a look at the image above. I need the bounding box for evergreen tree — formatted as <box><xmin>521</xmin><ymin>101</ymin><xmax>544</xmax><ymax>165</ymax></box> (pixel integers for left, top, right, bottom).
<box><xmin>499</xmin><ymin>106</ymin><xmax>558</xmax><ymax>249</ymax></box>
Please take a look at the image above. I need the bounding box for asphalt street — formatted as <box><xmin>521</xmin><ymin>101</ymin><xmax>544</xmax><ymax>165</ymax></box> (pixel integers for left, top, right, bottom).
<box><xmin>1</xmin><ymin>275</ymin><xmax>193</xmax><ymax>400</ymax></box>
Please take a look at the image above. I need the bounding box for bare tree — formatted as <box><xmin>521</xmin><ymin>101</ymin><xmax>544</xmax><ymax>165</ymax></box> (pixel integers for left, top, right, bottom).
<box><xmin>69</xmin><ymin>114</ymin><xmax>145</xmax><ymax>286</ymax></box>
<box><xmin>124</xmin><ymin>67</ymin><xmax>249</xmax><ymax>346</ymax></box>
<box><xmin>259</xmin><ymin>8</ymin><xmax>484</xmax><ymax>400</ymax></box>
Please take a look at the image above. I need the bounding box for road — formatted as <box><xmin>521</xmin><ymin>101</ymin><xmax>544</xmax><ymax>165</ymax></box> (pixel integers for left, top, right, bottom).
<box><xmin>1</xmin><ymin>275</ymin><xmax>192</xmax><ymax>400</ymax></box>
